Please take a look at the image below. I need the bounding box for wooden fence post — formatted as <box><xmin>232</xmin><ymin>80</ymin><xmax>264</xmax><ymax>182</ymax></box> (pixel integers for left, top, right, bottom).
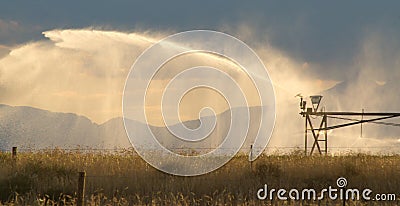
<box><xmin>77</xmin><ymin>171</ymin><xmax>86</xmax><ymax>206</ymax></box>
<box><xmin>250</xmin><ymin>145</ymin><xmax>253</xmax><ymax>171</ymax></box>
<box><xmin>12</xmin><ymin>147</ymin><xmax>17</xmax><ymax>160</ymax></box>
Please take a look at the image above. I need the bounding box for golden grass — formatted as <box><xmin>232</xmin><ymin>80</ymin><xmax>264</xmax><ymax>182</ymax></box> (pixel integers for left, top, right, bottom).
<box><xmin>0</xmin><ymin>149</ymin><xmax>399</xmax><ymax>205</ymax></box>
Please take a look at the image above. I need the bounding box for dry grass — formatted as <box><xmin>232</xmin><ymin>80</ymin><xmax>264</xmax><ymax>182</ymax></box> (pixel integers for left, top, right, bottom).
<box><xmin>0</xmin><ymin>149</ymin><xmax>399</xmax><ymax>205</ymax></box>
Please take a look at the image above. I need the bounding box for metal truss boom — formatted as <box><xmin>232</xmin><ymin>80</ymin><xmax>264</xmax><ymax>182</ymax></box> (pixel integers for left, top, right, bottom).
<box><xmin>300</xmin><ymin>111</ymin><xmax>400</xmax><ymax>155</ymax></box>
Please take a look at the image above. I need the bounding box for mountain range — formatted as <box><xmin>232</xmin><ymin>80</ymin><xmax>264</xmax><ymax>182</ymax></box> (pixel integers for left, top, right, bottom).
<box><xmin>1</xmin><ymin>79</ymin><xmax>400</xmax><ymax>153</ymax></box>
<box><xmin>0</xmin><ymin>104</ymin><xmax>130</xmax><ymax>150</ymax></box>
<box><xmin>0</xmin><ymin>104</ymin><xmax>263</xmax><ymax>152</ymax></box>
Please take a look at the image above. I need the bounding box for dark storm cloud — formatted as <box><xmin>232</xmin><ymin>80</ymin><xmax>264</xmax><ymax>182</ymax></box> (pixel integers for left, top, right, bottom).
<box><xmin>1</xmin><ymin>1</ymin><xmax>400</xmax><ymax>80</ymax></box>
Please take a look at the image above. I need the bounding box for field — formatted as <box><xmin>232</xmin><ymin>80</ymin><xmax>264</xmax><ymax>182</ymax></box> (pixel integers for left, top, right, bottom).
<box><xmin>0</xmin><ymin>149</ymin><xmax>399</xmax><ymax>205</ymax></box>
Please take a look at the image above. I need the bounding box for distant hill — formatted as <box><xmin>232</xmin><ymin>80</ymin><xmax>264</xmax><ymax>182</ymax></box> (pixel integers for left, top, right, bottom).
<box><xmin>0</xmin><ymin>104</ymin><xmax>131</xmax><ymax>150</ymax></box>
<box><xmin>0</xmin><ymin>104</ymin><xmax>266</xmax><ymax>152</ymax></box>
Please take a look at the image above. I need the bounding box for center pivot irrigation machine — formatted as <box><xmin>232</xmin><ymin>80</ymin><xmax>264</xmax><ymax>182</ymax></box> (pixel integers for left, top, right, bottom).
<box><xmin>298</xmin><ymin>95</ymin><xmax>400</xmax><ymax>155</ymax></box>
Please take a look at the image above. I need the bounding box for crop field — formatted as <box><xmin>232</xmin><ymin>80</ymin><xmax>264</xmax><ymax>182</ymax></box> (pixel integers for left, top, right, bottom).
<box><xmin>0</xmin><ymin>149</ymin><xmax>399</xmax><ymax>205</ymax></box>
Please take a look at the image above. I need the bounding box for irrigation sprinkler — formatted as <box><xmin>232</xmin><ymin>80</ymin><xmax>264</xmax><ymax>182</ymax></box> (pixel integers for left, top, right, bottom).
<box><xmin>298</xmin><ymin>95</ymin><xmax>400</xmax><ymax>155</ymax></box>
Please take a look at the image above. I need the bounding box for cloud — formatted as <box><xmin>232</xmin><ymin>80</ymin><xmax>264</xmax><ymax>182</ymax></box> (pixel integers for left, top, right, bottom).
<box><xmin>42</xmin><ymin>29</ymin><xmax>158</xmax><ymax>51</ymax></box>
<box><xmin>0</xmin><ymin>19</ymin><xmax>21</xmax><ymax>34</ymax></box>
<box><xmin>0</xmin><ymin>29</ymin><xmax>162</xmax><ymax>123</ymax></box>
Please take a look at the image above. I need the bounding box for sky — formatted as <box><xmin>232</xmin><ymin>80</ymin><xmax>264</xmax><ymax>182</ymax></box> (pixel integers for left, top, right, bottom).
<box><xmin>2</xmin><ymin>1</ymin><xmax>400</xmax><ymax>78</ymax></box>
<box><xmin>1</xmin><ymin>1</ymin><xmax>400</xmax><ymax>125</ymax></box>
